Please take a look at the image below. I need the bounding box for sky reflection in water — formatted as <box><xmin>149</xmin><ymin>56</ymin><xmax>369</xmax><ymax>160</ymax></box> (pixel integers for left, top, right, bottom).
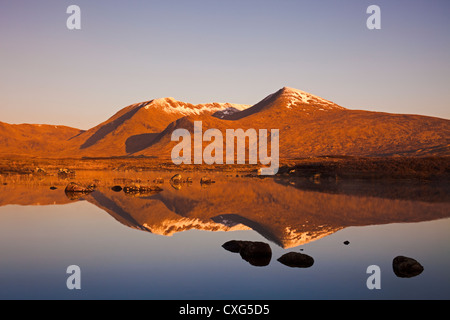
<box><xmin>0</xmin><ymin>173</ymin><xmax>449</xmax><ymax>299</ymax></box>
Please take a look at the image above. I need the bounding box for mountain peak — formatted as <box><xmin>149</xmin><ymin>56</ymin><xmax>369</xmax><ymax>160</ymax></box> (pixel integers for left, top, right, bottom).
<box><xmin>151</xmin><ymin>97</ymin><xmax>177</xmax><ymax>105</ymax></box>
<box><xmin>277</xmin><ymin>87</ymin><xmax>344</xmax><ymax>110</ymax></box>
<box><xmin>280</xmin><ymin>86</ymin><xmax>320</xmax><ymax>99</ymax></box>
<box><xmin>280</xmin><ymin>86</ymin><xmax>302</xmax><ymax>93</ymax></box>
<box><xmin>223</xmin><ymin>87</ymin><xmax>345</xmax><ymax>120</ymax></box>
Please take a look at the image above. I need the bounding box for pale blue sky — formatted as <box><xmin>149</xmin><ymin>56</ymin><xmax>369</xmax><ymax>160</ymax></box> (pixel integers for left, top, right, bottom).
<box><xmin>1</xmin><ymin>0</ymin><xmax>449</xmax><ymax>129</ymax></box>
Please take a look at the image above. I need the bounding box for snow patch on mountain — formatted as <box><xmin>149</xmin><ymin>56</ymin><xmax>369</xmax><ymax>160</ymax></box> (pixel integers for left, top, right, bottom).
<box><xmin>282</xmin><ymin>87</ymin><xmax>345</xmax><ymax>110</ymax></box>
<box><xmin>212</xmin><ymin>106</ymin><xmax>247</xmax><ymax>119</ymax></box>
<box><xmin>142</xmin><ymin>218</ymin><xmax>251</xmax><ymax>236</ymax></box>
<box><xmin>144</xmin><ymin>97</ymin><xmax>249</xmax><ymax>116</ymax></box>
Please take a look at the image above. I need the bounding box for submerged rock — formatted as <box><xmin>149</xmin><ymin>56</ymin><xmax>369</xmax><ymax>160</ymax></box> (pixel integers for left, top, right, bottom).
<box><xmin>170</xmin><ymin>182</ymin><xmax>182</xmax><ymax>190</ymax></box>
<box><xmin>200</xmin><ymin>176</ymin><xmax>215</xmax><ymax>185</ymax></box>
<box><xmin>64</xmin><ymin>182</ymin><xmax>94</xmax><ymax>200</ymax></box>
<box><xmin>65</xmin><ymin>182</ymin><xmax>94</xmax><ymax>193</ymax></box>
<box><xmin>111</xmin><ymin>185</ymin><xmax>122</xmax><ymax>192</ymax></box>
<box><xmin>170</xmin><ymin>174</ymin><xmax>182</xmax><ymax>184</ymax></box>
<box><xmin>393</xmin><ymin>256</ymin><xmax>424</xmax><ymax>278</ymax></box>
<box><xmin>169</xmin><ymin>174</ymin><xmax>192</xmax><ymax>190</ymax></box>
<box><xmin>277</xmin><ymin>252</ymin><xmax>314</xmax><ymax>268</ymax></box>
<box><xmin>222</xmin><ymin>240</ymin><xmax>272</xmax><ymax>267</ymax></box>
<box><xmin>123</xmin><ymin>184</ymin><xmax>163</xmax><ymax>196</ymax></box>
<box><xmin>222</xmin><ymin>240</ymin><xmax>247</xmax><ymax>253</ymax></box>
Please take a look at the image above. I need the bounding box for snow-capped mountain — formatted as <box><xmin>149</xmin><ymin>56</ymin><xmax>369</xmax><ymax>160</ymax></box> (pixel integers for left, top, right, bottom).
<box><xmin>136</xmin><ymin>87</ymin><xmax>450</xmax><ymax>158</ymax></box>
<box><xmin>0</xmin><ymin>87</ymin><xmax>449</xmax><ymax>158</ymax></box>
<box><xmin>60</xmin><ymin>98</ymin><xmax>250</xmax><ymax>157</ymax></box>
<box><xmin>148</xmin><ymin>97</ymin><xmax>249</xmax><ymax>116</ymax></box>
<box><xmin>223</xmin><ymin>87</ymin><xmax>345</xmax><ymax>120</ymax></box>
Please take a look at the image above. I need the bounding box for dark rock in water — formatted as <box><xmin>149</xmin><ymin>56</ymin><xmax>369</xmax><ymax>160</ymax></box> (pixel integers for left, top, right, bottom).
<box><xmin>65</xmin><ymin>182</ymin><xmax>94</xmax><ymax>193</ymax></box>
<box><xmin>170</xmin><ymin>174</ymin><xmax>193</xmax><ymax>190</ymax></box>
<box><xmin>393</xmin><ymin>256</ymin><xmax>424</xmax><ymax>278</ymax></box>
<box><xmin>200</xmin><ymin>176</ymin><xmax>215</xmax><ymax>184</ymax></box>
<box><xmin>64</xmin><ymin>182</ymin><xmax>94</xmax><ymax>200</ymax></box>
<box><xmin>123</xmin><ymin>184</ymin><xmax>163</xmax><ymax>196</ymax></box>
<box><xmin>170</xmin><ymin>182</ymin><xmax>182</xmax><ymax>190</ymax></box>
<box><xmin>50</xmin><ymin>186</ymin><xmax>57</xmax><ymax>190</ymax></box>
<box><xmin>343</xmin><ymin>240</ymin><xmax>350</xmax><ymax>245</ymax></box>
<box><xmin>170</xmin><ymin>174</ymin><xmax>182</xmax><ymax>183</ymax></box>
<box><xmin>111</xmin><ymin>185</ymin><xmax>122</xmax><ymax>192</ymax></box>
<box><xmin>222</xmin><ymin>240</ymin><xmax>246</xmax><ymax>253</ymax></box>
<box><xmin>170</xmin><ymin>174</ymin><xmax>182</xmax><ymax>190</ymax></box>
<box><xmin>222</xmin><ymin>240</ymin><xmax>272</xmax><ymax>267</ymax></box>
<box><xmin>240</xmin><ymin>242</ymin><xmax>272</xmax><ymax>266</ymax></box>
<box><xmin>277</xmin><ymin>252</ymin><xmax>314</xmax><ymax>268</ymax></box>
<box><xmin>200</xmin><ymin>176</ymin><xmax>216</xmax><ymax>189</ymax></box>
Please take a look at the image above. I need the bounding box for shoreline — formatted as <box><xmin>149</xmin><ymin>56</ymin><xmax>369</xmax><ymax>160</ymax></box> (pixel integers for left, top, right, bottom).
<box><xmin>0</xmin><ymin>156</ymin><xmax>449</xmax><ymax>180</ymax></box>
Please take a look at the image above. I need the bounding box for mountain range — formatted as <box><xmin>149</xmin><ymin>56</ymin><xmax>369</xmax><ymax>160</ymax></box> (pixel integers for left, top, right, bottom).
<box><xmin>1</xmin><ymin>87</ymin><xmax>449</xmax><ymax>159</ymax></box>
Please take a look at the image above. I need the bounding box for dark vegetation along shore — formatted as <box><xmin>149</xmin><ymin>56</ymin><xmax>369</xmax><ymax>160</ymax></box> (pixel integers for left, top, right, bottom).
<box><xmin>277</xmin><ymin>156</ymin><xmax>450</xmax><ymax>180</ymax></box>
<box><xmin>0</xmin><ymin>156</ymin><xmax>449</xmax><ymax>181</ymax></box>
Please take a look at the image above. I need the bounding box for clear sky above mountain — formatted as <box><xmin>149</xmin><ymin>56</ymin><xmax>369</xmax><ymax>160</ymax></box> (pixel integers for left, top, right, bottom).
<box><xmin>1</xmin><ymin>0</ymin><xmax>449</xmax><ymax>129</ymax></box>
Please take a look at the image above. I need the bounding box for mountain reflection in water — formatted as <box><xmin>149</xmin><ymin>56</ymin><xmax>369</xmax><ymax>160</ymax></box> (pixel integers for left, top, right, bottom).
<box><xmin>1</xmin><ymin>172</ymin><xmax>449</xmax><ymax>249</ymax></box>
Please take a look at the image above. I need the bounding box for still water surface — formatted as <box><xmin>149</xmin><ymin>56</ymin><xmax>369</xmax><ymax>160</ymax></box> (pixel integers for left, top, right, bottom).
<box><xmin>0</xmin><ymin>171</ymin><xmax>449</xmax><ymax>299</ymax></box>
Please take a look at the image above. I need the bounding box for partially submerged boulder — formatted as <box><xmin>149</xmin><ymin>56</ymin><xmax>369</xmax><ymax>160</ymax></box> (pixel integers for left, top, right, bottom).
<box><xmin>393</xmin><ymin>256</ymin><xmax>424</xmax><ymax>278</ymax></box>
<box><xmin>170</xmin><ymin>174</ymin><xmax>182</xmax><ymax>184</ymax></box>
<box><xmin>123</xmin><ymin>184</ymin><xmax>163</xmax><ymax>196</ymax></box>
<box><xmin>111</xmin><ymin>185</ymin><xmax>122</xmax><ymax>192</ymax></box>
<box><xmin>277</xmin><ymin>252</ymin><xmax>314</xmax><ymax>268</ymax></box>
<box><xmin>222</xmin><ymin>240</ymin><xmax>247</xmax><ymax>253</ymax></box>
<box><xmin>222</xmin><ymin>240</ymin><xmax>272</xmax><ymax>267</ymax></box>
<box><xmin>64</xmin><ymin>182</ymin><xmax>94</xmax><ymax>200</ymax></box>
<box><xmin>169</xmin><ymin>174</ymin><xmax>193</xmax><ymax>190</ymax></box>
<box><xmin>200</xmin><ymin>176</ymin><xmax>215</xmax><ymax>185</ymax></box>
<box><xmin>65</xmin><ymin>182</ymin><xmax>94</xmax><ymax>193</ymax></box>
